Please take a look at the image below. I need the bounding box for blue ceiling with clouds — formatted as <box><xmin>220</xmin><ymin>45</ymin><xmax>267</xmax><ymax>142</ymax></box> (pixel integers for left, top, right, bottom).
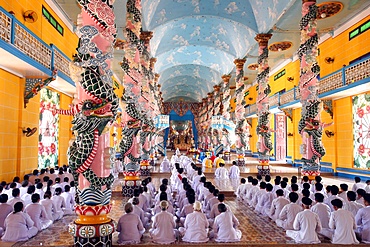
<box><xmin>141</xmin><ymin>0</ymin><xmax>294</xmax><ymax>102</ymax></box>
<box><xmin>56</xmin><ymin>0</ymin><xmax>370</xmax><ymax>102</ymax></box>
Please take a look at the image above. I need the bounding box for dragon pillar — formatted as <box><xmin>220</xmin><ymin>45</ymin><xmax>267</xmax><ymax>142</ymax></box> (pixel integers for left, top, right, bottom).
<box><xmin>55</xmin><ymin>0</ymin><xmax>119</xmax><ymax>246</ymax></box>
<box><xmin>234</xmin><ymin>59</ymin><xmax>247</xmax><ymax>165</ymax></box>
<box><xmin>298</xmin><ymin>0</ymin><xmax>331</xmax><ymax>180</ymax></box>
<box><xmin>255</xmin><ymin>34</ymin><xmax>273</xmax><ymax>176</ymax></box>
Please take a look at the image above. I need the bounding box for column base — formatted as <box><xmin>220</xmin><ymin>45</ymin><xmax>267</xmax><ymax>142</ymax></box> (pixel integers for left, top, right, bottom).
<box><xmin>69</xmin><ymin>219</ymin><xmax>116</xmax><ymax>247</ymax></box>
<box><xmin>140</xmin><ymin>166</ymin><xmax>152</xmax><ymax>177</ymax></box>
<box><xmin>257</xmin><ymin>165</ymin><xmax>270</xmax><ymax>176</ymax></box>
<box><xmin>122</xmin><ymin>180</ymin><xmax>141</xmax><ymax>197</ymax></box>
<box><xmin>237</xmin><ymin>159</ymin><xmax>245</xmax><ymax>166</ymax></box>
<box><xmin>301</xmin><ymin>170</ymin><xmax>320</xmax><ymax>181</ymax></box>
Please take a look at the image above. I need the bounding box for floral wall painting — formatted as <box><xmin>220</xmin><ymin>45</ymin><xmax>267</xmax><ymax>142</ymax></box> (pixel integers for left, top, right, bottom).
<box><xmin>38</xmin><ymin>88</ymin><xmax>60</xmax><ymax>169</ymax></box>
<box><xmin>353</xmin><ymin>93</ymin><xmax>370</xmax><ymax>169</ymax></box>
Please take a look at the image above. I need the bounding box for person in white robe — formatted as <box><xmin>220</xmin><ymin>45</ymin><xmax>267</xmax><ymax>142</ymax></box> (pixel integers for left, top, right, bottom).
<box><xmin>180</xmin><ymin>201</ymin><xmax>209</xmax><ymax>243</ymax></box>
<box><xmin>177</xmin><ymin>195</ymin><xmax>194</xmax><ymax>225</ymax></box>
<box><xmin>355</xmin><ymin>193</ymin><xmax>370</xmax><ymax>243</ymax></box>
<box><xmin>286</xmin><ymin>197</ymin><xmax>321</xmax><ymax>244</ymax></box>
<box><xmin>344</xmin><ymin>190</ymin><xmax>364</xmax><ymax>217</ymax></box>
<box><xmin>9</xmin><ymin>188</ymin><xmax>26</xmax><ymax>209</ymax></box>
<box><xmin>251</xmin><ymin>182</ymin><xmax>267</xmax><ymax>209</ymax></box>
<box><xmin>117</xmin><ymin>202</ymin><xmax>144</xmax><ymax>244</ymax></box>
<box><xmin>260</xmin><ymin>184</ymin><xmax>275</xmax><ymax>216</ymax></box>
<box><xmin>160</xmin><ymin>156</ymin><xmax>171</xmax><ymax>172</ymax></box>
<box><xmin>310</xmin><ymin>193</ymin><xmax>331</xmax><ymax>238</ymax></box>
<box><xmin>41</xmin><ymin>191</ymin><xmax>62</xmax><ymax>221</ymax></box>
<box><xmin>352</xmin><ymin>177</ymin><xmax>366</xmax><ymax>192</ymax></box>
<box><xmin>212</xmin><ymin>203</ymin><xmax>241</xmax><ymax>242</ymax></box>
<box><xmin>228</xmin><ymin>161</ymin><xmax>240</xmax><ymax>179</ymax></box>
<box><xmin>61</xmin><ymin>185</ymin><xmax>75</xmax><ymax>215</ymax></box>
<box><xmin>132</xmin><ymin>197</ymin><xmax>150</xmax><ymax>229</ymax></box>
<box><xmin>0</xmin><ymin>194</ymin><xmax>12</xmax><ymax>236</ymax></box>
<box><xmin>324</xmin><ymin>185</ymin><xmax>345</xmax><ymax>211</ymax></box>
<box><xmin>145</xmin><ymin>177</ymin><xmax>156</xmax><ymax>198</ymax></box>
<box><xmin>276</xmin><ymin>192</ymin><xmax>302</xmax><ymax>230</ymax></box>
<box><xmin>246</xmin><ymin>179</ymin><xmax>259</xmax><ymax>206</ymax></box>
<box><xmin>214</xmin><ymin>163</ymin><xmax>229</xmax><ymax>179</ymax></box>
<box><xmin>268</xmin><ymin>189</ymin><xmax>289</xmax><ymax>221</ymax></box>
<box><xmin>150</xmin><ymin>200</ymin><xmax>177</xmax><ymax>244</ymax></box>
<box><xmin>328</xmin><ymin>199</ymin><xmax>359</xmax><ymax>244</ymax></box>
<box><xmin>19</xmin><ymin>181</ymin><xmax>29</xmax><ymax>198</ymax></box>
<box><xmin>35</xmin><ymin>183</ymin><xmax>44</xmax><ymax>200</ymax></box>
<box><xmin>1</xmin><ymin>202</ymin><xmax>38</xmax><ymax>242</ymax></box>
<box><xmin>51</xmin><ymin>188</ymin><xmax>65</xmax><ymax>218</ymax></box>
<box><xmin>365</xmin><ymin>180</ymin><xmax>370</xmax><ymax>193</ymax></box>
<box><xmin>20</xmin><ymin>186</ymin><xmax>34</xmax><ymax>207</ymax></box>
<box><xmin>235</xmin><ymin>178</ymin><xmax>247</xmax><ymax>200</ymax></box>
<box><xmin>24</xmin><ymin>194</ymin><xmax>52</xmax><ymax>231</ymax></box>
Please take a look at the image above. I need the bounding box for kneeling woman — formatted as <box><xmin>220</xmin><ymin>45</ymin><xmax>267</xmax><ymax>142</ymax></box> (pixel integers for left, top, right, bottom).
<box><xmin>2</xmin><ymin>202</ymin><xmax>38</xmax><ymax>242</ymax></box>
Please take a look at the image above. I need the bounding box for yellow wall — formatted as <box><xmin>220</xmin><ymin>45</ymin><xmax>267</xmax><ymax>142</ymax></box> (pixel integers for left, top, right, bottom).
<box><xmin>293</xmin><ymin>108</ymin><xmax>301</xmax><ymax>161</ymax></box>
<box><xmin>318</xmin><ymin>15</ymin><xmax>370</xmax><ymax>77</ymax></box>
<box><xmin>250</xmin><ymin>117</ymin><xmax>258</xmax><ymax>152</ymax></box>
<box><xmin>0</xmin><ymin>68</ymin><xmax>72</xmax><ymax>182</ymax></box>
<box><xmin>334</xmin><ymin>96</ymin><xmax>354</xmax><ymax>169</ymax></box>
<box><xmin>270</xmin><ymin>60</ymin><xmax>300</xmax><ymax>95</ymax></box>
<box><xmin>0</xmin><ymin>0</ymin><xmax>78</xmax><ymax>57</ymax></box>
<box><xmin>0</xmin><ymin>69</ymin><xmax>22</xmax><ymax>181</ymax></box>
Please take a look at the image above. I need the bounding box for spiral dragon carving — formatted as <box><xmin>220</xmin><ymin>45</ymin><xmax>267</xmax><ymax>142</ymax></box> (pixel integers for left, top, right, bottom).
<box><xmin>54</xmin><ymin>0</ymin><xmax>117</xmax><ymax>207</ymax></box>
<box><xmin>298</xmin><ymin>1</ymin><xmax>331</xmax><ymax>178</ymax></box>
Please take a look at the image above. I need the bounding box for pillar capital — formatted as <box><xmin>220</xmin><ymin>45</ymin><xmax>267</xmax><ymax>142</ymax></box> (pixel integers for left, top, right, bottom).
<box><xmin>255</xmin><ymin>33</ymin><xmax>273</xmax><ymax>46</ymax></box>
<box><xmin>234</xmin><ymin>59</ymin><xmax>246</xmax><ymax>70</ymax></box>
<box><xmin>229</xmin><ymin>86</ymin><xmax>236</xmax><ymax>90</ymax></box>
<box><xmin>207</xmin><ymin>92</ymin><xmax>213</xmax><ymax>99</ymax></box>
<box><xmin>302</xmin><ymin>0</ymin><xmax>316</xmax><ymax>3</ymax></box>
<box><xmin>154</xmin><ymin>73</ymin><xmax>160</xmax><ymax>82</ymax></box>
<box><xmin>213</xmin><ymin>85</ymin><xmax>221</xmax><ymax>92</ymax></box>
<box><xmin>222</xmin><ymin>74</ymin><xmax>231</xmax><ymax>83</ymax></box>
<box><xmin>140</xmin><ymin>31</ymin><xmax>153</xmax><ymax>46</ymax></box>
<box><xmin>149</xmin><ymin>58</ymin><xmax>157</xmax><ymax>69</ymax></box>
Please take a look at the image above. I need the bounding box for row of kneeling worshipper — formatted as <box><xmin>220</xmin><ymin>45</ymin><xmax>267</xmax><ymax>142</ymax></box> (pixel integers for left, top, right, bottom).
<box><xmin>116</xmin><ymin>171</ymin><xmax>242</xmax><ymax>244</ymax></box>
<box><xmin>0</xmin><ymin>171</ymin><xmax>76</xmax><ymax>242</ymax></box>
<box><xmin>235</xmin><ymin>174</ymin><xmax>370</xmax><ymax>244</ymax></box>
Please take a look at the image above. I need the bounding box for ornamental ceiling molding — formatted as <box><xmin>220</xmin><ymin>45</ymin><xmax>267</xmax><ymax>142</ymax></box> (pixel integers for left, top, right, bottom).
<box><xmin>163</xmin><ymin>102</ymin><xmax>201</xmax><ymax>117</ymax></box>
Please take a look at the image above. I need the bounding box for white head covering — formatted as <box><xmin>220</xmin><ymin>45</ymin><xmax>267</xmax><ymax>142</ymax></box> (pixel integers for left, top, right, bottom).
<box><xmin>193</xmin><ymin>201</ymin><xmax>202</xmax><ymax>211</ymax></box>
<box><xmin>175</xmin><ymin>148</ymin><xmax>181</xmax><ymax>156</ymax></box>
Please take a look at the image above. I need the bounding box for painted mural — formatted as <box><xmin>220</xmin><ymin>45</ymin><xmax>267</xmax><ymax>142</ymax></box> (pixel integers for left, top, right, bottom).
<box><xmin>38</xmin><ymin>88</ymin><xmax>60</xmax><ymax>168</ymax></box>
<box><xmin>353</xmin><ymin>93</ymin><xmax>370</xmax><ymax>169</ymax></box>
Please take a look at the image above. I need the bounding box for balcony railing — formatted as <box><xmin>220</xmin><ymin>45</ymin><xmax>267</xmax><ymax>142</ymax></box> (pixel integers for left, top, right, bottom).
<box><xmin>246</xmin><ymin>53</ymin><xmax>370</xmax><ymax>116</ymax></box>
<box><xmin>0</xmin><ymin>7</ymin><xmax>71</xmax><ymax>78</ymax></box>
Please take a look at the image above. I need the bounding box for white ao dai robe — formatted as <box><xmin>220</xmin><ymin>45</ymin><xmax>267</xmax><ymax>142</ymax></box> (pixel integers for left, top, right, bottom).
<box><xmin>286</xmin><ymin>209</ymin><xmax>321</xmax><ymax>244</ymax></box>
<box><xmin>329</xmin><ymin>208</ymin><xmax>359</xmax><ymax>244</ymax></box>
<box><xmin>355</xmin><ymin>205</ymin><xmax>370</xmax><ymax>243</ymax></box>
<box><xmin>213</xmin><ymin>210</ymin><xmax>241</xmax><ymax>242</ymax></box>
<box><xmin>117</xmin><ymin>212</ymin><xmax>144</xmax><ymax>244</ymax></box>
<box><xmin>150</xmin><ymin>211</ymin><xmax>177</xmax><ymax>244</ymax></box>
<box><xmin>24</xmin><ymin>203</ymin><xmax>52</xmax><ymax>231</ymax></box>
<box><xmin>276</xmin><ymin>203</ymin><xmax>302</xmax><ymax>230</ymax></box>
<box><xmin>1</xmin><ymin>212</ymin><xmax>38</xmax><ymax>242</ymax></box>
<box><xmin>182</xmin><ymin>211</ymin><xmax>209</xmax><ymax>243</ymax></box>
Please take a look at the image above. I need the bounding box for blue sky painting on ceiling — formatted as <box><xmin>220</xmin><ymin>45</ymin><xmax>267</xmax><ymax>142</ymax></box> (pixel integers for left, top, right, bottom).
<box><xmin>140</xmin><ymin>0</ymin><xmax>294</xmax><ymax>101</ymax></box>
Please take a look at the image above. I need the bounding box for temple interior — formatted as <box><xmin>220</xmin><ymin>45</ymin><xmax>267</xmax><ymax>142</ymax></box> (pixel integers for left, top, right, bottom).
<box><xmin>0</xmin><ymin>0</ymin><xmax>369</xmax><ymax>246</ymax></box>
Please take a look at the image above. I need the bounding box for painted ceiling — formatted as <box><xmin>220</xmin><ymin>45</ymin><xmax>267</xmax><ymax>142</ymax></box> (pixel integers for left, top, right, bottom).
<box><xmin>55</xmin><ymin>0</ymin><xmax>370</xmax><ymax>102</ymax></box>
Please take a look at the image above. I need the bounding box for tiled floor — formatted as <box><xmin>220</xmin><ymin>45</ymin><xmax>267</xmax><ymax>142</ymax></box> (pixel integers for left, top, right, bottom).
<box><xmin>1</xmin><ymin>154</ymin><xmax>364</xmax><ymax>247</ymax></box>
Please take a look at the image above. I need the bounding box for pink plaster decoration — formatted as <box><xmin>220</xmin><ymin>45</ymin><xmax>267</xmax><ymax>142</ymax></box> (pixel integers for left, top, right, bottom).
<box><xmin>275</xmin><ymin>115</ymin><xmax>286</xmax><ymax>161</ymax></box>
